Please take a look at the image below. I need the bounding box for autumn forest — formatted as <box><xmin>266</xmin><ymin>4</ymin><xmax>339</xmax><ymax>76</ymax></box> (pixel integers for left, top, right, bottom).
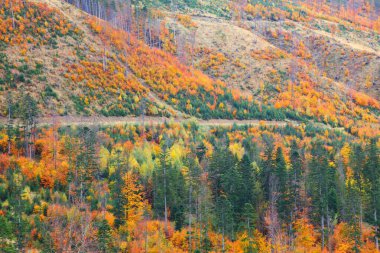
<box><xmin>0</xmin><ymin>0</ymin><xmax>379</xmax><ymax>252</ymax></box>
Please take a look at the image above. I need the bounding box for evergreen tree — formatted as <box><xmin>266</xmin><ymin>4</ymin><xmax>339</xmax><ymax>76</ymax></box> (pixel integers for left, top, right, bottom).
<box><xmin>363</xmin><ymin>138</ymin><xmax>380</xmax><ymax>249</ymax></box>
<box><xmin>5</xmin><ymin>167</ymin><xmax>30</xmax><ymax>251</ymax></box>
<box><xmin>110</xmin><ymin>161</ymin><xmax>125</xmax><ymax>228</ymax></box>
<box><xmin>260</xmin><ymin>135</ymin><xmax>275</xmax><ymax>202</ymax></box>
<box><xmin>275</xmin><ymin>147</ymin><xmax>290</xmax><ymax>222</ymax></box>
<box><xmin>237</xmin><ymin>155</ymin><xmax>262</xmax><ymax>231</ymax></box>
<box><xmin>215</xmin><ymin>195</ymin><xmax>234</xmax><ymax>244</ymax></box>
<box><xmin>97</xmin><ymin>219</ymin><xmax>114</xmax><ymax>252</ymax></box>
<box><xmin>74</xmin><ymin>127</ymin><xmax>99</xmax><ymax>203</ymax></box>
<box><xmin>153</xmin><ymin>148</ymin><xmax>187</xmax><ymax>230</ymax></box>
<box><xmin>289</xmin><ymin>140</ymin><xmax>303</xmax><ymax>214</ymax></box>
<box><xmin>307</xmin><ymin>141</ymin><xmax>337</xmax><ymax>250</ymax></box>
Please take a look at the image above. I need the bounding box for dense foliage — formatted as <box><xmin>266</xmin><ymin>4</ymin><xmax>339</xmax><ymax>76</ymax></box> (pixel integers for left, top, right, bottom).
<box><xmin>0</xmin><ymin>117</ymin><xmax>379</xmax><ymax>252</ymax></box>
<box><xmin>0</xmin><ymin>0</ymin><xmax>379</xmax><ymax>252</ymax></box>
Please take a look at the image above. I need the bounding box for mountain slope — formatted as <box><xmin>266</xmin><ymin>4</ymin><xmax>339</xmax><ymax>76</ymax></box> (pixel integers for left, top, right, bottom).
<box><xmin>0</xmin><ymin>0</ymin><xmax>379</xmax><ymax>137</ymax></box>
<box><xmin>0</xmin><ymin>0</ymin><xmax>298</xmax><ymax>121</ymax></box>
<box><xmin>1</xmin><ymin>0</ymin><xmax>167</xmax><ymax>117</ymax></box>
<box><xmin>164</xmin><ymin>3</ymin><xmax>380</xmax><ymax>135</ymax></box>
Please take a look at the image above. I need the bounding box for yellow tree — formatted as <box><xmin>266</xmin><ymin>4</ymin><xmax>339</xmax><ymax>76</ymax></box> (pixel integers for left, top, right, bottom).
<box><xmin>122</xmin><ymin>171</ymin><xmax>145</xmax><ymax>238</ymax></box>
<box><xmin>234</xmin><ymin>230</ymin><xmax>271</xmax><ymax>253</ymax></box>
<box><xmin>229</xmin><ymin>142</ymin><xmax>245</xmax><ymax>161</ymax></box>
<box><xmin>340</xmin><ymin>143</ymin><xmax>351</xmax><ymax>167</ymax></box>
<box><xmin>294</xmin><ymin>215</ymin><xmax>320</xmax><ymax>252</ymax></box>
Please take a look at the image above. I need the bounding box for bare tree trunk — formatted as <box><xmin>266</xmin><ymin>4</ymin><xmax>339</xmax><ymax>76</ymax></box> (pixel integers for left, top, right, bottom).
<box><xmin>268</xmin><ymin>173</ymin><xmax>280</xmax><ymax>253</ymax></box>
<box><xmin>189</xmin><ymin>184</ymin><xmax>192</xmax><ymax>253</ymax></box>
<box><xmin>375</xmin><ymin>209</ymin><xmax>379</xmax><ymax>251</ymax></box>
<box><xmin>190</xmin><ymin>30</ymin><xmax>196</xmax><ymax>69</ymax></box>
<box><xmin>145</xmin><ymin>219</ymin><xmax>148</xmax><ymax>253</ymax></box>
<box><xmin>7</xmin><ymin>95</ymin><xmax>12</xmax><ymax>155</ymax></box>
<box><xmin>360</xmin><ymin>202</ymin><xmax>363</xmax><ymax>234</ymax></box>
<box><xmin>173</xmin><ymin>25</ymin><xmax>177</xmax><ymax>48</ymax></box>
<box><xmin>289</xmin><ymin>211</ymin><xmax>294</xmax><ymax>250</ymax></box>
<box><xmin>24</xmin><ymin>126</ymin><xmax>28</xmax><ymax>157</ymax></box>
<box><xmin>163</xmin><ymin>158</ymin><xmax>168</xmax><ymax>232</ymax></box>
<box><xmin>196</xmin><ymin>196</ymin><xmax>201</xmax><ymax>251</ymax></box>
<box><xmin>136</xmin><ymin>6</ymin><xmax>140</xmax><ymax>40</ymax></box>
<box><xmin>53</xmin><ymin>117</ymin><xmax>57</xmax><ymax>171</ymax></box>
<box><xmin>222</xmin><ymin>215</ymin><xmax>225</xmax><ymax>253</ymax></box>
<box><xmin>327</xmin><ymin>208</ymin><xmax>332</xmax><ymax>252</ymax></box>
<box><xmin>149</xmin><ymin>17</ymin><xmax>153</xmax><ymax>47</ymax></box>
<box><xmin>30</xmin><ymin>121</ymin><xmax>34</xmax><ymax>159</ymax></box>
<box><xmin>125</xmin><ymin>50</ymin><xmax>129</xmax><ymax>76</ymax></box>
<box><xmin>102</xmin><ymin>46</ymin><xmax>107</xmax><ymax>71</ymax></box>
<box><xmin>143</xmin><ymin>17</ymin><xmax>148</xmax><ymax>45</ymax></box>
<box><xmin>321</xmin><ymin>215</ymin><xmax>325</xmax><ymax>250</ymax></box>
<box><xmin>10</xmin><ymin>1</ymin><xmax>15</xmax><ymax>29</ymax></box>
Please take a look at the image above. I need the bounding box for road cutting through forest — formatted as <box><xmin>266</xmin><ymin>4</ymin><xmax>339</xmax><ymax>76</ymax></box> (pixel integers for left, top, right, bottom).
<box><xmin>0</xmin><ymin>116</ymin><xmax>300</xmax><ymax>127</ymax></box>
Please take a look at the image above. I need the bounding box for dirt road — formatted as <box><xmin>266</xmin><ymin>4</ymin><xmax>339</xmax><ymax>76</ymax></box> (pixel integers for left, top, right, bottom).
<box><xmin>0</xmin><ymin>116</ymin><xmax>298</xmax><ymax>127</ymax></box>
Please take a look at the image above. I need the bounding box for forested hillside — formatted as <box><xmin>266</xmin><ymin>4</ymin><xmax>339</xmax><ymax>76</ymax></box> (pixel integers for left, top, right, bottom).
<box><xmin>0</xmin><ymin>0</ymin><xmax>379</xmax><ymax>252</ymax></box>
<box><xmin>0</xmin><ymin>120</ymin><xmax>379</xmax><ymax>252</ymax></box>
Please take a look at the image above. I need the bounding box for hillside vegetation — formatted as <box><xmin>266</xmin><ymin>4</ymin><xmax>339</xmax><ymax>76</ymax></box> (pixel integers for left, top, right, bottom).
<box><xmin>0</xmin><ymin>0</ymin><xmax>379</xmax><ymax>137</ymax></box>
<box><xmin>0</xmin><ymin>0</ymin><xmax>295</xmax><ymax>121</ymax></box>
<box><xmin>0</xmin><ymin>0</ymin><xmax>380</xmax><ymax>253</ymax></box>
<box><xmin>0</xmin><ymin>116</ymin><xmax>380</xmax><ymax>252</ymax></box>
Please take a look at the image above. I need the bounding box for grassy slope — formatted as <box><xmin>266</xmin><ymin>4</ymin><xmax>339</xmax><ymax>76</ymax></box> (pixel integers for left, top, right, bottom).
<box><xmin>0</xmin><ymin>0</ymin><xmax>295</xmax><ymax>121</ymax></box>
<box><xmin>0</xmin><ymin>0</ymin><xmax>182</xmax><ymax>117</ymax></box>
<box><xmin>164</xmin><ymin>4</ymin><xmax>380</xmax><ymax>132</ymax></box>
<box><xmin>0</xmin><ymin>0</ymin><xmax>379</xmax><ymax>136</ymax></box>
<box><xmin>167</xmin><ymin>13</ymin><xmax>379</xmax><ymax>97</ymax></box>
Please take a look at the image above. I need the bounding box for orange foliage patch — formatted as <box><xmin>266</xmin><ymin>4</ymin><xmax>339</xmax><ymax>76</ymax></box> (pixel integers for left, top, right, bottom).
<box><xmin>86</xmin><ymin>17</ymin><xmax>225</xmax><ymax>104</ymax></box>
<box><xmin>0</xmin><ymin>0</ymin><xmax>77</xmax><ymax>46</ymax></box>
